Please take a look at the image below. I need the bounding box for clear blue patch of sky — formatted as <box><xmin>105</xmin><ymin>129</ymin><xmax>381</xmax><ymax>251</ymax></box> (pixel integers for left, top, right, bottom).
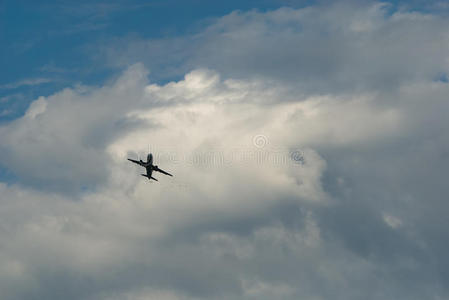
<box><xmin>0</xmin><ymin>166</ymin><xmax>18</xmax><ymax>185</ymax></box>
<box><xmin>435</xmin><ymin>73</ymin><xmax>449</xmax><ymax>83</ymax></box>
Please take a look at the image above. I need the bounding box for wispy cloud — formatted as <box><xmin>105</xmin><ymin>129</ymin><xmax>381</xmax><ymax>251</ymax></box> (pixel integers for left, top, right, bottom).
<box><xmin>39</xmin><ymin>64</ymin><xmax>69</xmax><ymax>74</ymax></box>
<box><xmin>41</xmin><ymin>1</ymin><xmax>157</xmax><ymax>36</ymax></box>
<box><xmin>0</xmin><ymin>109</ymin><xmax>12</xmax><ymax>117</ymax></box>
<box><xmin>0</xmin><ymin>78</ymin><xmax>54</xmax><ymax>90</ymax></box>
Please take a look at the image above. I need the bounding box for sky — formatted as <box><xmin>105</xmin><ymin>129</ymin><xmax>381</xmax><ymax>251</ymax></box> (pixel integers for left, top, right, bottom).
<box><xmin>1</xmin><ymin>0</ymin><xmax>449</xmax><ymax>299</ymax></box>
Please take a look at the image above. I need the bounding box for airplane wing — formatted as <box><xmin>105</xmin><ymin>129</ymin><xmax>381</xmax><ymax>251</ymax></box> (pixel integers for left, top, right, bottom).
<box><xmin>128</xmin><ymin>158</ymin><xmax>144</xmax><ymax>166</ymax></box>
<box><xmin>153</xmin><ymin>166</ymin><xmax>173</xmax><ymax>177</ymax></box>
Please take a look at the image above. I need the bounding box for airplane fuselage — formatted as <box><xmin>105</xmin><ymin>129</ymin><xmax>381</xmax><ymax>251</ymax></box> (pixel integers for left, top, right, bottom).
<box><xmin>128</xmin><ymin>153</ymin><xmax>172</xmax><ymax>182</ymax></box>
<box><xmin>144</xmin><ymin>153</ymin><xmax>154</xmax><ymax>179</ymax></box>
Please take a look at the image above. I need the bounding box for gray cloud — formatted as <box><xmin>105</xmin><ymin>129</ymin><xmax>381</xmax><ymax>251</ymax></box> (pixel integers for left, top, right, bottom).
<box><xmin>0</xmin><ymin>1</ymin><xmax>449</xmax><ymax>299</ymax></box>
<box><xmin>0</xmin><ymin>64</ymin><xmax>151</xmax><ymax>193</ymax></box>
<box><xmin>101</xmin><ymin>2</ymin><xmax>449</xmax><ymax>94</ymax></box>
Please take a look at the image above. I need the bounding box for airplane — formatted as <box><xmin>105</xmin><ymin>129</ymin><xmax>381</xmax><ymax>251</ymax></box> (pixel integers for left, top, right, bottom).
<box><xmin>128</xmin><ymin>153</ymin><xmax>173</xmax><ymax>181</ymax></box>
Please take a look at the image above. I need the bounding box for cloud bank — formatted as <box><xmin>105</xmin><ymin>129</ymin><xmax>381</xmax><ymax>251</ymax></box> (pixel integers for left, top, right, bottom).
<box><xmin>0</xmin><ymin>2</ymin><xmax>449</xmax><ymax>299</ymax></box>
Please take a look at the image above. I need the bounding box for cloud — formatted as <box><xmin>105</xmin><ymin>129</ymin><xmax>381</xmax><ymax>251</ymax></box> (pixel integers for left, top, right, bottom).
<box><xmin>0</xmin><ymin>2</ymin><xmax>449</xmax><ymax>299</ymax></box>
<box><xmin>25</xmin><ymin>96</ymin><xmax>47</xmax><ymax>119</ymax></box>
<box><xmin>0</xmin><ymin>64</ymin><xmax>149</xmax><ymax>192</ymax></box>
<box><xmin>0</xmin><ymin>78</ymin><xmax>54</xmax><ymax>90</ymax></box>
<box><xmin>101</xmin><ymin>2</ymin><xmax>449</xmax><ymax>93</ymax></box>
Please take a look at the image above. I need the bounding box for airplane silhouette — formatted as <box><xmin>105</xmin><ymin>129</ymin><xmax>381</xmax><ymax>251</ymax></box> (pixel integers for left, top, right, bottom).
<box><xmin>128</xmin><ymin>153</ymin><xmax>172</xmax><ymax>181</ymax></box>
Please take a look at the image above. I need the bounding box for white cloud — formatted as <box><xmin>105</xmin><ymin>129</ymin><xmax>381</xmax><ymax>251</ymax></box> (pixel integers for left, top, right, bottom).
<box><xmin>0</xmin><ymin>78</ymin><xmax>54</xmax><ymax>90</ymax></box>
<box><xmin>383</xmin><ymin>213</ymin><xmax>403</xmax><ymax>229</ymax></box>
<box><xmin>1</xmin><ymin>2</ymin><xmax>449</xmax><ymax>299</ymax></box>
<box><xmin>25</xmin><ymin>96</ymin><xmax>47</xmax><ymax>119</ymax></box>
<box><xmin>101</xmin><ymin>2</ymin><xmax>449</xmax><ymax>95</ymax></box>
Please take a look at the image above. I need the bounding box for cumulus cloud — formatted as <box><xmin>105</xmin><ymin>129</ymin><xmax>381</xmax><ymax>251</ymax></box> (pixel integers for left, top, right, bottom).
<box><xmin>101</xmin><ymin>2</ymin><xmax>449</xmax><ymax>93</ymax></box>
<box><xmin>0</xmin><ymin>1</ymin><xmax>449</xmax><ymax>299</ymax></box>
